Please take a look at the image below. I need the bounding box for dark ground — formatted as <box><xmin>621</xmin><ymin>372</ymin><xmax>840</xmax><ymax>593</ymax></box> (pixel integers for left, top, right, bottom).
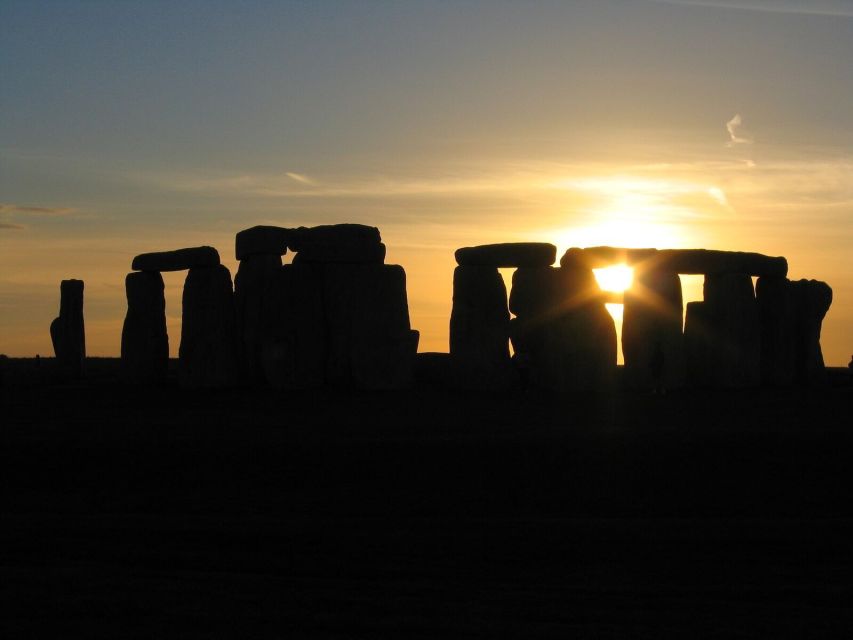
<box><xmin>2</xmin><ymin>357</ymin><xmax>853</xmax><ymax>638</ymax></box>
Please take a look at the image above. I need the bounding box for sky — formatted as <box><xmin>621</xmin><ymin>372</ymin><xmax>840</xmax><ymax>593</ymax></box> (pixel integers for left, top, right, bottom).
<box><xmin>1</xmin><ymin>0</ymin><xmax>852</xmax><ymax>364</ymax></box>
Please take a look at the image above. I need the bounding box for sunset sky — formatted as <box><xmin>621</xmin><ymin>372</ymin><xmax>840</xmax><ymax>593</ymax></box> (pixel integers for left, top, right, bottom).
<box><xmin>1</xmin><ymin>1</ymin><xmax>851</xmax><ymax>364</ymax></box>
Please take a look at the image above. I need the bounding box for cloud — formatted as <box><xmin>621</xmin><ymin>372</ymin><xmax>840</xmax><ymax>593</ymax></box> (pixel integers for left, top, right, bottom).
<box><xmin>0</xmin><ymin>203</ymin><xmax>76</xmax><ymax>216</ymax></box>
<box><xmin>651</xmin><ymin>0</ymin><xmax>853</xmax><ymax>18</ymax></box>
<box><xmin>285</xmin><ymin>172</ymin><xmax>315</xmax><ymax>185</ymax></box>
<box><xmin>726</xmin><ymin>114</ymin><xmax>752</xmax><ymax>146</ymax></box>
<box><xmin>0</xmin><ymin>222</ymin><xmax>25</xmax><ymax>230</ymax></box>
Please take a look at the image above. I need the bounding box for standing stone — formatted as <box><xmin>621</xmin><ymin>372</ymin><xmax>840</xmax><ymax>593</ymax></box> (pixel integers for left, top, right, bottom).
<box><xmin>790</xmin><ymin>279</ymin><xmax>832</xmax><ymax>385</ymax></box>
<box><xmin>50</xmin><ymin>279</ymin><xmax>85</xmax><ymax>377</ymax></box>
<box><xmin>449</xmin><ymin>266</ymin><xmax>516</xmax><ymax>389</ymax></box>
<box><xmin>235</xmin><ymin>254</ymin><xmax>283</xmax><ymax>383</ymax></box>
<box><xmin>622</xmin><ymin>269</ymin><xmax>683</xmax><ymax>390</ymax></box>
<box><xmin>683</xmin><ymin>301</ymin><xmax>713</xmax><ymax>388</ymax></box>
<box><xmin>324</xmin><ymin>264</ymin><xmax>418</xmax><ymax>389</ymax></box>
<box><xmin>511</xmin><ymin>265</ymin><xmax>615</xmax><ymax>392</ymax></box>
<box><xmin>121</xmin><ymin>271</ymin><xmax>169</xmax><ymax>384</ymax></box>
<box><xmin>684</xmin><ymin>274</ymin><xmax>760</xmax><ymax>388</ymax></box>
<box><xmin>260</xmin><ymin>264</ymin><xmax>327</xmax><ymax>389</ymax></box>
<box><xmin>756</xmin><ymin>276</ymin><xmax>796</xmax><ymax>386</ymax></box>
<box><xmin>179</xmin><ymin>265</ymin><xmax>239</xmax><ymax>387</ymax></box>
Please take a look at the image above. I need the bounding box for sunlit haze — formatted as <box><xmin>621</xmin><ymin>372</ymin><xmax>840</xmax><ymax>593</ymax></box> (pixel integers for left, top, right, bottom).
<box><xmin>1</xmin><ymin>1</ymin><xmax>851</xmax><ymax>363</ymax></box>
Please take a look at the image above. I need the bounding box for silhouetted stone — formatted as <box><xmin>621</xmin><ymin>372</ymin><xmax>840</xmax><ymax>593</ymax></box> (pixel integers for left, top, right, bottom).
<box><xmin>510</xmin><ymin>266</ymin><xmax>615</xmax><ymax>392</ymax></box>
<box><xmin>292</xmin><ymin>241</ymin><xmax>386</xmax><ymax>264</ymax></box>
<box><xmin>414</xmin><ymin>352</ymin><xmax>453</xmax><ymax>387</ymax></box>
<box><xmin>455</xmin><ymin>243</ymin><xmax>557</xmax><ymax>268</ymax></box>
<box><xmin>132</xmin><ymin>246</ymin><xmax>220</xmax><ymax>272</ymax></box>
<box><xmin>450</xmin><ymin>266</ymin><xmax>517</xmax><ymax>389</ymax></box>
<box><xmin>288</xmin><ymin>224</ymin><xmax>381</xmax><ymax>252</ymax></box>
<box><xmin>260</xmin><ymin>264</ymin><xmax>326</xmax><ymax>389</ymax></box>
<box><xmin>50</xmin><ymin>279</ymin><xmax>85</xmax><ymax>377</ymax></box>
<box><xmin>324</xmin><ymin>264</ymin><xmax>417</xmax><ymax>389</ymax></box>
<box><xmin>561</xmin><ymin>247</ymin><xmax>787</xmax><ymax>278</ymax></box>
<box><xmin>179</xmin><ymin>265</ymin><xmax>239</xmax><ymax>387</ymax></box>
<box><xmin>622</xmin><ymin>269</ymin><xmax>683</xmax><ymax>390</ymax></box>
<box><xmin>790</xmin><ymin>279</ymin><xmax>832</xmax><ymax>385</ymax></box>
<box><xmin>684</xmin><ymin>274</ymin><xmax>759</xmax><ymax>388</ymax></box>
<box><xmin>235</xmin><ymin>226</ymin><xmax>291</xmax><ymax>261</ymax></box>
<box><xmin>121</xmin><ymin>271</ymin><xmax>168</xmax><ymax>383</ymax></box>
<box><xmin>235</xmin><ymin>254</ymin><xmax>283</xmax><ymax>383</ymax></box>
<box><xmin>683</xmin><ymin>301</ymin><xmax>713</xmax><ymax>388</ymax></box>
<box><xmin>756</xmin><ymin>276</ymin><xmax>796</xmax><ymax>386</ymax></box>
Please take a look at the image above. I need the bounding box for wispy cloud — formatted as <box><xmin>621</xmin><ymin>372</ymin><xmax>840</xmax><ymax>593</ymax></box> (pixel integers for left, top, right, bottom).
<box><xmin>284</xmin><ymin>172</ymin><xmax>315</xmax><ymax>185</ymax></box>
<box><xmin>651</xmin><ymin>0</ymin><xmax>853</xmax><ymax>18</ymax></box>
<box><xmin>0</xmin><ymin>222</ymin><xmax>25</xmax><ymax>230</ymax></box>
<box><xmin>0</xmin><ymin>203</ymin><xmax>76</xmax><ymax>216</ymax></box>
<box><xmin>726</xmin><ymin>114</ymin><xmax>752</xmax><ymax>146</ymax></box>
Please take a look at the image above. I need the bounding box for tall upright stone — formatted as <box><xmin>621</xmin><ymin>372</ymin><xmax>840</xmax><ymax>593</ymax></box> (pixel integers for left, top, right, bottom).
<box><xmin>450</xmin><ymin>266</ymin><xmax>516</xmax><ymax>389</ymax></box>
<box><xmin>622</xmin><ymin>269</ymin><xmax>683</xmax><ymax>390</ymax></box>
<box><xmin>179</xmin><ymin>265</ymin><xmax>239</xmax><ymax>387</ymax></box>
<box><xmin>235</xmin><ymin>254</ymin><xmax>283</xmax><ymax>383</ymax></box>
<box><xmin>121</xmin><ymin>271</ymin><xmax>169</xmax><ymax>384</ymax></box>
<box><xmin>790</xmin><ymin>279</ymin><xmax>832</xmax><ymax>385</ymax></box>
<box><xmin>260</xmin><ymin>264</ymin><xmax>327</xmax><ymax>389</ymax></box>
<box><xmin>324</xmin><ymin>264</ymin><xmax>419</xmax><ymax>389</ymax></box>
<box><xmin>49</xmin><ymin>279</ymin><xmax>85</xmax><ymax>377</ymax></box>
<box><xmin>756</xmin><ymin>276</ymin><xmax>796</xmax><ymax>386</ymax></box>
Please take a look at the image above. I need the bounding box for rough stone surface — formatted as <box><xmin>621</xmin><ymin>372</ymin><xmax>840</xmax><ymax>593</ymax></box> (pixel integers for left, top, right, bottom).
<box><xmin>790</xmin><ymin>279</ymin><xmax>832</xmax><ymax>385</ymax></box>
<box><xmin>324</xmin><ymin>264</ymin><xmax>418</xmax><ymax>389</ymax></box>
<box><xmin>455</xmin><ymin>243</ymin><xmax>557</xmax><ymax>268</ymax></box>
<box><xmin>622</xmin><ymin>270</ymin><xmax>683</xmax><ymax>390</ymax></box>
<box><xmin>235</xmin><ymin>226</ymin><xmax>291</xmax><ymax>261</ymax></box>
<box><xmin>293</xmin><ymin>241</ymin><xmax>386</xmax><ymax>264</ymax></box>
<box><xmin>510</xmin><ymin>266</ymin><xmax>616</xmax><ymax>392</ymax></box>
<box><xmin>132</xmin><ymin>246</ymin><xmax>220</xmax><ymax>272</ymax></box>
<box><xmin>288</xmin><ymin>224</ymin><xmax>381</xmax><ymax>252</ymax></box>
<box><xmin>50</xmin><ymin>279</ymin><xmax>85</xmax><ymax>377</ymax></box>
<box><xmin>561</xmin><ymin>247</ymin><xmax>787</xmax><ymax>278</ymax></box>
<box><xmin>179</xmin><ymin>265</ymin><xmax>239</xmax><ymax>387</ymax></box>
<box><xmin>260</xmin><ymin>264</ymin><xmax>327</xmax><ymax>389</ymax></box>
<box><xmin>449</xmin><ymin>266</ymin><xmax>517</xmax><ymax>389</ymax></box>
<box><xmin>235</xmin><ymin>254</ymin><xmax>283</xmax><ymax>383</ymax></box>
<box><xmin>121</xmin><ymin>271</ymin><xmax>169</xmax><ymax>383</ymax></box>
<box><xmin>684</xmin><ymin>274</ymin><xmax>760</xmax><ymax>388</ymax></box>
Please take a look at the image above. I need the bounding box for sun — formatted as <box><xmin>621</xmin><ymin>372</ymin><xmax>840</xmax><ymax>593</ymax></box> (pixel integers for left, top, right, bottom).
<box><xmin>594</xmin><ymin>264</ymin><xmax>633</xmax><ymax>293</ymax></box>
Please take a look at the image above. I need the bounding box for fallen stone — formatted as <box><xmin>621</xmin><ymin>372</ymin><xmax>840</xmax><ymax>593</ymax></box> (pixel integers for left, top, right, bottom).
<box><xmin>179</xmin><ymin>265</ymin><xmax>239</xmax><ymax>387</ymax></box>
<box><xmin>324</xmin><ymin>264</ymin><xmax>417</xmax><ymax>389</ymax></box>
<box><xmin>288</xmin><ymin>224</ymin><xmax>381</xmax><ymax>252</ymax></box>
<box><xmin>450</xmin><ymin>266</ymin><xmax>517</xmax><ymax>389</ymax></box>
<box><xmin>622</xmin><ymin>270</ymin><xmax>684</xmax><ymax>390</ymax></box>
<box><xmin>121</xmin><ymin>271</ymin><xmax>169</xmax><ymax>383</ymax></box>
<box><xmin>235</xmin><ymin>254</ymin><xmax>283</xmax><ymax>383</ymax></box>
<box><xmin>790</xmin><ymin>279</ymin><xmax>832</xmax><ymax>385</ymax></box>
<box><xmin>292</xmin><ymin>241</ymin><xmax>386</xmax><ymax>264</ymax></box>
<box><xmin>561</xmin><ymin>247</ymin><xmax>787</xmax><ymax>278</ymax></box>
<box><xmin>235</xmin><ymin>226</ymin><xmax>291</xmax><ymax>261</ymax></box>
<box><xmin>132</xmin><ymin>246</ymin><xmax>220</xmax><ymax>272</ymax></box>
<box><xmin>260</xmin><ymin>264</ymin><xmax>327</xmax><ymax>389</ymax></box>
<box><xmin>50</xmin><ymin>279</ymin><xmax>85</xmax><ymax>377</ymax></box>
<box><xmin>455</xmin><ymin>243</ymin><xmax>557</xmax><ymax>268</ymax></box>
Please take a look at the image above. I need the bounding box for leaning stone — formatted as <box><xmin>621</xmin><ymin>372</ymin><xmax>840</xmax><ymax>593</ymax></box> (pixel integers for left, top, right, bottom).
<box><xmin>288</xmin><ymin>224</ymin><xmax>381</xmax><ymax>252</ymax></box>
<box><xmin>132</xmin><ymin>246</ymin><xmax>220</xmax><ymax>272</ymax></box>
<box><xmin>324</xmin><ymin>264</ymin><xmax>417</xmax><ymax>389</ymax></box>
<box><xmin>121</xmin><ymin>271</ymin><xmax>169</xmax><ymax>383</ymax></box>
<box><xmin>235</xmin><ymin>226</ymin><xmax>291</xmax><ymax>261</ymax></box>
<box><xmin>455</xmin><ymin>242</ymin><xmax>557</xmax><ymax>268</ymax></box>
<box><xmin>790</xmin><ymin>279</ymin><xmax>832</xmax><ymax>385</ymax></box>
<box><xmin>179</xmin><ymin>265</ymin><xmax>239</xmax><ymax>387</ymax></box>
<box><xmin>50</xmin><ymin>279</ymin><xmax>85</xmax><ymax>377</ymax></box>
<box><xmin>293</xmin><ymin>241</ymin><xmax>386</xmax><ymax>264</ymax></box>
<box><xmin>235</xmin><ymin>254</ymin><xmax>283</xmax><ymax>383</ymax></box>
<box><xmin>260</xmin><ymin>264</ymin><xmax>327</xmax><ymax>389</ymax></box>
<box><xmin>756</xmin><ymin>276</ymin><xmax>796</xmax><ymax>386</ymax></box>
<box><xmin>561</xmin><ymin>247</ymin><xmax>787</xmax><ymax>278</ymax></box>
<box><xmin>450</xmin><ymin>266</ymin><xmax>517</xmax><ymax>389</ymax></box>
<box><xmin>622</xmin><ymin>270</ymin><xmax>683</xmax><ymax>390</ymax></box>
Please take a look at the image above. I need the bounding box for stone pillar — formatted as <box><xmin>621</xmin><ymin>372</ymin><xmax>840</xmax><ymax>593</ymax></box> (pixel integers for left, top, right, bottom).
<box><xmin>683</xmin><ymin>301</ymin><xmax>712</xmax><ymax>388</ymax></box>
<box><xmin>50</xmin><ymin>279</ymin><xmax>85</xmax><ymax>377</ymax></box>
<box><xmin>235</xmin><ymin>254</ymin><xmax>283</xmax><ymax>383</ymax></box>
<box><xmin>179</xmin><ymin>265</ymin><xmax>239</xmax><ymax>387</ymax></box>
<box><xmin>121</xmin><ymin>271</ymin><xmax>169</xmax><ymax>384</ymax></box>
<box><xmin>756</xmin><ymin>276</ymin><xmax>796</xmax><ymax>386</ymax></box>
<box><xmin>324</xmin><ymin>264</ymin><xmax>419</xmax><ymax>389</ymax></box>
<box><xmin>449</xmin><ymin>266</ymin><xmax>516</xmax><ymax>389</ymax></box>
<box><xmin>622</xmin><ymin>269</ymin><xmax>683</xmax><ymax>390</ymax></box>
<box><xmin>790</xmin><ymin>279</ymin><xmax>832</xmax><ymax>385</ymax></box>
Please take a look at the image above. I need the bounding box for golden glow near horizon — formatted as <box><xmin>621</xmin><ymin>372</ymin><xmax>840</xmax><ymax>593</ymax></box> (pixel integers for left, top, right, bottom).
<box><xmin>594</xmin><ymin>265</ymin><xmax>633</xmax><ymax>294</ymax></box>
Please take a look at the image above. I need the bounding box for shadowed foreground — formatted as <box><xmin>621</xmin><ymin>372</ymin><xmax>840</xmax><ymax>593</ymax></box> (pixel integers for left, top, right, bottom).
<box><xmin>2</xmin><ymin>359</ymin><xmax>853</xmax><ymax>637</ymax></box>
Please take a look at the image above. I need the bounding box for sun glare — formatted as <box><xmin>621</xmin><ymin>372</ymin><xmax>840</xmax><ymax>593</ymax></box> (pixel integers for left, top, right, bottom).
<box><xmin>594</xmin><ymin>264</ymin><xmax>634</xmax><ymax>293</ymax></box>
